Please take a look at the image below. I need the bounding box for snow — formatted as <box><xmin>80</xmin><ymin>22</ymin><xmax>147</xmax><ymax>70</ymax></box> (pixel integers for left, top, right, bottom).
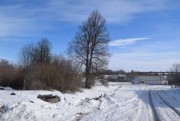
<box><xmin>0</xmin><ymin>83</ymin><xmax>180</xmax><ymax>121</ymax></box>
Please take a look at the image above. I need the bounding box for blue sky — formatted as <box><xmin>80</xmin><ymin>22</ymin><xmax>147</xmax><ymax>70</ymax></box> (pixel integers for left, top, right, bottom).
<box><xmin>0</xmin><ymin>0</ymin><xmax>180</xmax><ymax>71</ymax></box>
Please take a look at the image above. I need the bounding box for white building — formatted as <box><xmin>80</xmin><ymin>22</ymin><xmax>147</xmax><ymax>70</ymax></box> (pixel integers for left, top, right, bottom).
<box><xmin>132</xmin><ymin>76</ymin><xmax>167</xmax><ymax>84</ymax></box>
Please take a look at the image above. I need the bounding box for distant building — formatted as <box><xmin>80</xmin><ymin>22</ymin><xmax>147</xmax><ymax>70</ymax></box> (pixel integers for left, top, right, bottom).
<box><xmin>106</xmin><ymin>74</ymin><xmax>127</xmax><ymax>82</ymax></box>
<box><xmin>132</xmin><ymin>75</ymin><xmax>167</xmax><ymax>84</ymax></box>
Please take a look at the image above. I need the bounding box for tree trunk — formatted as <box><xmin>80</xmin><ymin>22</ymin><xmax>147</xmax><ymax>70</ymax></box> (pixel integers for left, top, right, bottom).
<box><xmin>85</xmin><ymin>39</ymin><xmax>90</xmax><ymax>88</ymax></box>
<box><xmin>85</xmin><ymin>68</ymin><xmax>89</xmax><ymax>88</ymax></box>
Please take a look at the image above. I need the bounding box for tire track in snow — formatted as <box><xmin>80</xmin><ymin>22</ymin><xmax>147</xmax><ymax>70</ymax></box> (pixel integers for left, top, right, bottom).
<box><xmin>156</xmin><ymin>90</ymin><xmax>180</xmax><ymax>117</ymax></box>
<box><xmin>149</xmin><ymin>90</ymin><xmax>159</xmax><ymax>121</ymax></box>
<box><xmin>135</xmin><ymin>89</ymin><xmax>158</xmax><ymax>121</ymax></box>
<box><xmin>150</xmin><ymin>90</ymin><xmax>180</xmax><ymax>121</ymax></box>
<box><xmin>157</xmin><ymin>90</ymin><xmax>180</xmax><ymax>116</ymax></box>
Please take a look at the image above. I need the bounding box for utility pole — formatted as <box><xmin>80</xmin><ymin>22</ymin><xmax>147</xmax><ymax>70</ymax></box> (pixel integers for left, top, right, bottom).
<box><xmin>176</xmin><ymin>68</ymin><xmax>178</xmax><ymax>85</ymax></box>
<box><xmin>159</xmin><ymin>70</ymin><xmax>162</xmax><ymax>85</ymax></box>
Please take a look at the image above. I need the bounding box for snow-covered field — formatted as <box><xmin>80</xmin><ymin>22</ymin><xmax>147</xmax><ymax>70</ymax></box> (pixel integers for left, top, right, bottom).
<box><xmin>0</xmin><ymin>82</ymin><xmax>180</xmax><ymax>121</ymax></box>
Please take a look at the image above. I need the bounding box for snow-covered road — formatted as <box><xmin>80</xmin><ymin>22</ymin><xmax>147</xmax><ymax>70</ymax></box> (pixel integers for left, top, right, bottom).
<box><xmin>135</xmin><ymin>88</ymin><xmax>156</xmax><ymax>121</ymax></box>
<box><xmin>0</xmin><ymin>83</ymin><xmax>180</xmax><ymax>121</ymax></box>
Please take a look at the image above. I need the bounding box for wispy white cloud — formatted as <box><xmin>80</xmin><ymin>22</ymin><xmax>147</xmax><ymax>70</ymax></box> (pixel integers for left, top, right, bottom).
<box><xmin>0</xmin><ymin>0</ymin><xmax>175</xmax><ymax>39</ymax></box>
<box><xmin>108</xmin><ymin>38</ymin><xmax>180</xmax><ymax>71</ymax></box>
<box><xmin>0</xmin><ymin>4</ymin><xmax>41</xmax><ymax>39</ymax></box>
<box><xmin>109</xmin><ymin>38</ymin><xmax>149</xmax><ymax>46</ymax></box>
<box><xmin>48</xmin><ymin>0</ymin><xmax>172</xmax><ymax>23</ymax></box>
<box><xmin>0</xmin><ymin>16</ymin><xmax>37</xmax><ymax>38</ymax></box>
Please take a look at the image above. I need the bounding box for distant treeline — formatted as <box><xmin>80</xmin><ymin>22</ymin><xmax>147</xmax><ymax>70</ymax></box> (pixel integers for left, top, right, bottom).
<box><xmin>99</xmin><ymin>69</ymin><xmax>180</xmax><ymax>86</ymax></box>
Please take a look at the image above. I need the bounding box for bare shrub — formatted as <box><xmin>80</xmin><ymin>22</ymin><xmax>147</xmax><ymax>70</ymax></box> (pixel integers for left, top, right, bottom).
<box><xmin>0</xmin><ymin>59</ymin><xmax>24</xmax><ymax>89</ymax></box>
<box><xmin>0</xmin><ymin>59</ymin><xmax>16</xmax><ymax>87</ymax></box>
<box><xmin>51</xmin><ymin>55</ymin><xmax>82</xmax><ymax>92</ymax></box>
<box><xmin>24</xmin><ymin>64</ymin><xmax>45</xmax><ymax>90</ymax></box>
<box><xmin>10</xmin><ymin>69</ymin><xmax>24</xmax><ymax>89</ymax></box>
<box><xmin>25</xmin><ymin>56</ymin><xmax>82</xmax><ymax>92</ymax></box>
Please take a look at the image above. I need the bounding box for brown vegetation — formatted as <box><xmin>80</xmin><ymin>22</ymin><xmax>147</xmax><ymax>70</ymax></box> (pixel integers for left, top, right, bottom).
<box><xmin>24</xmin><ymin>56</ymin><xmax>81</xmax><ymax>92</ymax></box>
<box><xmin>0</xmin><ymin>59</ymin><xmax>24</xmax><ymax>89</ymax></box>
<box><xmin>0</xmin><ymin>38</ymin><xmax>82</xmax><ymax>92</ymax></box>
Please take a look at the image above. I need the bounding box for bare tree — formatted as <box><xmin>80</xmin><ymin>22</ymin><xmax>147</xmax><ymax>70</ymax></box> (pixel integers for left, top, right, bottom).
<box><xmin>68</xmin><ymin>10</ymin><xmax>110</xmax><ymax>88</ymax></box>
<box><xmin>167</xmin><ymin>63</ymin><xmax>180</xmax><ymax>86</ymax></box>
<box><xmin>19</xmin><ymin>38</ymin><xmax>51</xmax><ymax>89</ymax></box>
<box><xmin>33</xmin><ymin>38</ymin><xmax>52</xmax><ymax>64</ymax></box>
<box><xmin>19</xmin><ymin>43</ymin><xmax>34</xmax><ymax>69</ymax></box>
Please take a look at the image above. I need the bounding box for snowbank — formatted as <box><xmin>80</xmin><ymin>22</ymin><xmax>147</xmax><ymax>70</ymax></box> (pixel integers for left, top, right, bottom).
<box><xmin>0</xmin><ymin>83</ymin><xmax>180</xmax><ymax>121</ymax></box>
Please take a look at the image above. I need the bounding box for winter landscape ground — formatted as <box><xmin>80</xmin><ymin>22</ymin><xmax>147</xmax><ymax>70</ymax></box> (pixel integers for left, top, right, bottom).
<box><xmin>0</xmin><ymin>82</ymin><xmax>180</xmax><ymax>121</ymax></box>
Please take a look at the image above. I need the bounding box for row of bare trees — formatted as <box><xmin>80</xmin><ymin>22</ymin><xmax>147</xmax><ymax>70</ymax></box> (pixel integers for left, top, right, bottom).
<box><xmin>167</xmin><ymin>63</ymin><xmax>180</xmax><ymax>86</ymax></box>
<box><xmin>19</xmin><ymin>39</ymin><xmax>81</xmax><ymax>92</ymax></box>
<box><xmin>0</xmin><ymin>38</ymin><xmax>82</xmax><ymax>92</ymax></box>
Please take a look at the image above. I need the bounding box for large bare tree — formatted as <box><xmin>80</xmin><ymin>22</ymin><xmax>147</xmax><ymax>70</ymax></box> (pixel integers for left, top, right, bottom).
<box><xmin>68</xmin><ymin>10</ymin><xmax>110</xmax><ymax>88</ymax></box>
